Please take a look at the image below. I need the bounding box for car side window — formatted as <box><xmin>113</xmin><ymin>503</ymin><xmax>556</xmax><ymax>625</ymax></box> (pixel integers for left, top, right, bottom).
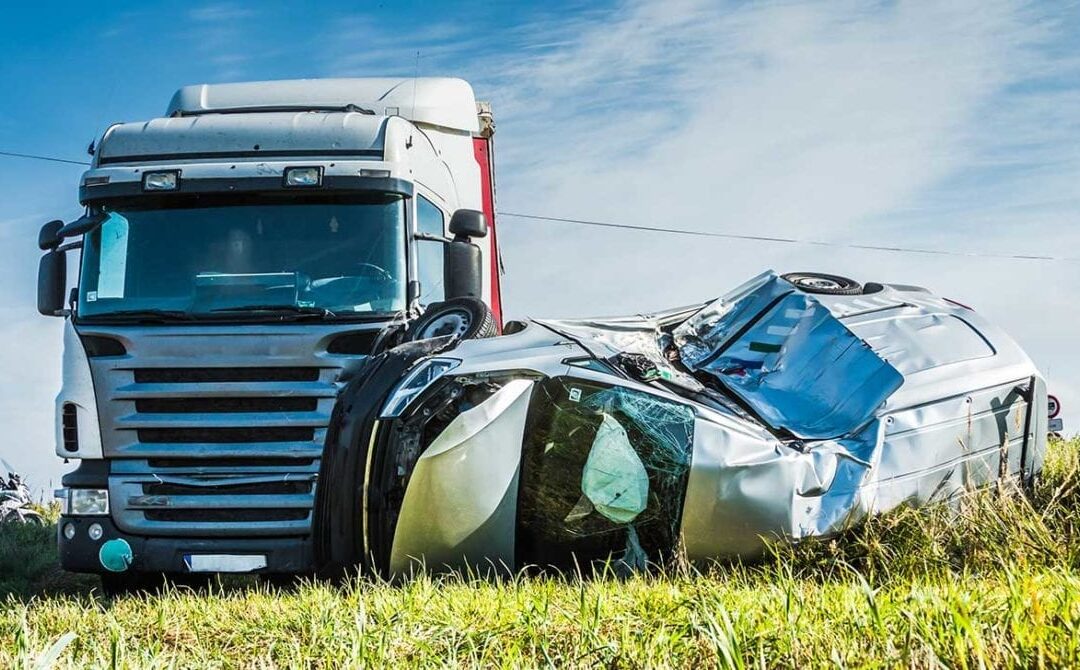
<box><xmin>416</xmin><ymin>195</ymin><xmax>446</xmax><ymax>305</ymax></box>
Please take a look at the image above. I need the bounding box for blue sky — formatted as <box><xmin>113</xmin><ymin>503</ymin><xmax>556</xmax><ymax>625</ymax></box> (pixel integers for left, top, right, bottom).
<box><xmin>2</xmin><ymin>0</ymin><xmax>1079</xmax><ymax>489</ymax></box>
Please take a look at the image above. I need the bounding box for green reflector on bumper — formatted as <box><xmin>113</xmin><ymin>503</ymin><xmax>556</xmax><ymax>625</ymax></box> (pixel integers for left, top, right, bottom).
<box><xmin>99</xmin><ymin>538</ymin><xmax>133</xmax><ymax>572</ymax></box>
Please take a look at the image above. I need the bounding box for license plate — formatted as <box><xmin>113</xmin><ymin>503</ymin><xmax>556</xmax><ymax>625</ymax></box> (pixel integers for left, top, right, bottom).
<box><xmin>183</xmin><ymin>554</ymin><xmax>267</xmax><ymax>573</ymax></box>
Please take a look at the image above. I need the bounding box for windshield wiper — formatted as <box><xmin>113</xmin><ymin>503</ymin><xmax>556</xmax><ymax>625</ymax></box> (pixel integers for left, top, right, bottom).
<box><xmin>205</xmin><ymin>304</ymin><xmax>337</xmax><ymax>320</ymax></box>
<box><xmin>82</xmin><ymin>309</ymin><xmax>195</xmax><ymax>323</ymax></box>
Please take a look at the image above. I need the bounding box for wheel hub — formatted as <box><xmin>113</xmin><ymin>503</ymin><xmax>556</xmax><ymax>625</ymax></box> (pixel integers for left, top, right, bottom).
<box><xmin>796</xmin><ymin>277</ymin><xmax>841</xmax><ymax>291</ymax></box>
<box><xmin>419</xmin><ymin>310</ymin><xmax>472</xmax><ymax>339</ymax></box>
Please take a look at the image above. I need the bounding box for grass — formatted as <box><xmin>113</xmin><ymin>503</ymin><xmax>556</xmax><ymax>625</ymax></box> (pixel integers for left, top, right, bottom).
<box><xmin>1</xmin><ymin>438</ymin><xmax>1078</xmax><ymax>669</ymax></box>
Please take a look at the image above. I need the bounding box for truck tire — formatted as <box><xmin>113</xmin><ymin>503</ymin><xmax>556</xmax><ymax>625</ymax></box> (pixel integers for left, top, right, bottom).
<box><xmin>405</xmin><ymin>297</ymin><xmax>497</xmax><ymax>342</ymax></box>
<box><xmin>782</xmin><ymin>272</ymin><xmax>862</xmax><ymax>295</ymax></box>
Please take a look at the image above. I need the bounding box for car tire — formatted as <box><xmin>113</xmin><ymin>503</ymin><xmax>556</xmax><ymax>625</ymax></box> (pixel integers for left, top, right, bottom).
<box><xmin>313</xmin><ymin>338</ymin><xmax>450</xmax><ymax>579</ymax></box>
<box><xmin>405</xmin><ymin>297</ymin><xmax>497</xmax><ymax>342</ymax></box>
<box><xmin>782</xmin><ymin>272</ymin><xmax>862</xmax><ymax>295</ymax></box>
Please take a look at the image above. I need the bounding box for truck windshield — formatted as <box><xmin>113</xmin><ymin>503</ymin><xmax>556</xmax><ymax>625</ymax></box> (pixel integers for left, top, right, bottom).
<box><xmin>77</xmin><ymin>193</ymin><xmax>407</xmax><ymax>322</ymax></box>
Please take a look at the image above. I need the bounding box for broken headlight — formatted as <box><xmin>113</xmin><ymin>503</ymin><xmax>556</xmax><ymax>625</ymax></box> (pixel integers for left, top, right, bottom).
<box><xmin>380</xmin><ymin>357</ymin><xmax>461</xmax><ymax>419</ymax></box>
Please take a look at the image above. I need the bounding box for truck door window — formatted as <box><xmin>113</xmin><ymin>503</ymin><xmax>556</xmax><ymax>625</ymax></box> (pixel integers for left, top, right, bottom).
<box><xmin>416</xmin><ymin>195</ymin><xmax>446</xmax><ymax>305</ymax></box>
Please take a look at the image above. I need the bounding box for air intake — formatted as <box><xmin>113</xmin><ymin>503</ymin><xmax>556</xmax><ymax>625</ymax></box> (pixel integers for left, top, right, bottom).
<box><xmin>327</xmin><ymin>331</ymin><xmax>378</xmax><ymax>355</ymax></box>
<box><xmin>80</xmin><ymin>335</ymin><xmax>126</xmax><ymax>358</ymax></box>
<box><xmin>61</xmin><ymin>403</ymin><xmax>79</xmax><ymax>453</ymax></box>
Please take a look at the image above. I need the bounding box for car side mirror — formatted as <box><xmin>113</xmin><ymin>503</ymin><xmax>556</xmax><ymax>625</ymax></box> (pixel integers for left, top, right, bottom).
<box><xmin>448</xmin><ymin>209</ymin><xmax>487</xmax><ymax>239</ymax></box>
<box><xmin>38</xmin><ymin>220</ymin><xmax>64</xmax><ymax>251</ymax></box>
<box><xmin>38</xmin><ymin>249</ymin><xmax>68</xmax><ymax>316</ymax></box>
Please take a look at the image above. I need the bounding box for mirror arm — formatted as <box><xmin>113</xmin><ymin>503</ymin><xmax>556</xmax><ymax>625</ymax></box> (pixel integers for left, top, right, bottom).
<box><xmin>57</xmin><ymin>241</ymin><xmax>82</xmax><ymax>252</ymax></box>
<box><xmin>414</xmin><ymin>232</ymin><xmax>450</xmax><ymax>244</ymax></box>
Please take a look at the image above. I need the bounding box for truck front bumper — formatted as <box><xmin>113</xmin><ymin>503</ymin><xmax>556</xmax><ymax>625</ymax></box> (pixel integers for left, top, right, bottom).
<box><xmin>57</xmin><ymin>515</ymin><xmax>313</xmax><ymax>575</ymax></box>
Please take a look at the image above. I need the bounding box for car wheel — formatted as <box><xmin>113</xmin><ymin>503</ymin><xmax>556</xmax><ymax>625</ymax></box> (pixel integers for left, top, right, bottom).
<box><xmin>405</xmin><ymin>297</ymin><xmax>497</xmax><ymax>342</ymax></box>
<box><xmin>782</xmin><ymin>272</ymin><xmax>862</xmax><ymax>295</ymax></box>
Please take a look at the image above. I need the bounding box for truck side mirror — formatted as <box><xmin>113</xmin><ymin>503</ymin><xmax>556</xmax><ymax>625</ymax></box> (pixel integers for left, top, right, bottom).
<box><xmin>38</xmin><ymin>220</ymin><xmax>64</xmax><ymax>251</ymax></box>
<box><xmin>448</xmin><ymin>209</ymin><xmax>487</xmax><ymax>239</ymax></box>
<box><xmin>38</xmin><ymin>250</ymin><xmax>68</xmax><ymax>316</ymax></box>
<box><xmin>443</xmin><ymin>239</ymin><xmax>482</xmax><ymax>299</ymax></box>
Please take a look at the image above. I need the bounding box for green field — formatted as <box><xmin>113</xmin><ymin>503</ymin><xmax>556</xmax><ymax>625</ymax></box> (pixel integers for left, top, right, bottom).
<box><xmin>3</xmin><ymin>438</ymin><xmax>1079</xmax><ymax>669</ymax></box>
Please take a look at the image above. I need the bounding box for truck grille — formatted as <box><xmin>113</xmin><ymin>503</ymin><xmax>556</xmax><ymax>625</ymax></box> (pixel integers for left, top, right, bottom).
<box><xmin>135</xmin><ymin>397</ymin><xmax>318</xmax><ymax>413</ymax></box>
<box><xmin>133</xmin><ymin>367</ymin><xmax>321</xmax><ymax>383</ymax></box>
<box><xmin>142</xmin><ymin>481</ymin><xmax>313</xmax><ymax>496</ymax></box>
<box><xmin>83</xmin><ymin>326</ymin><xmax>364</xmax><ymax>537</ymax></box>
<box><xmin>144</xmin><ymin>509</ymin><xmax>309</xmax><ymax>523</ymax></box>
<box><xmin>145</xmin><ymin>457</ymin><xmax>316</xmax><ymax>469</ymax></box>
<box><xmin>137</xmin><ymin>427</ymin><xmax>316</xmax><ymax>444</ymax></box>
<box><xmin>105</xmin><ymin>363</ymin><xmax>336</xmax><ymax>537</ymax></box>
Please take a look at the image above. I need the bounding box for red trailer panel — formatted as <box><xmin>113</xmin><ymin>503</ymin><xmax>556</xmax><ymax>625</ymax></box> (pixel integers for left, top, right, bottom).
<box><xmin>473</xmin><ymin>136</ymin><xmax>502</xmax><ymax>328</ymax></box>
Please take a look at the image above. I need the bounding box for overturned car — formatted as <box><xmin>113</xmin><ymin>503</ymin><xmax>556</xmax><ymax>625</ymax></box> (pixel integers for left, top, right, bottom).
<box><xmin>314</xmin><ymin>271</ymin><xmax>1049</xmax><ymax>577</ymax></box>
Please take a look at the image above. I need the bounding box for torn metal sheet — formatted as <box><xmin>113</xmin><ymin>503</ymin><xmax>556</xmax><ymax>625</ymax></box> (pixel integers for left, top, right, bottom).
<box><xmin>315</xmin><ymin>270</ymin><xmax>1049</xmax><ymax>575</ymax></box>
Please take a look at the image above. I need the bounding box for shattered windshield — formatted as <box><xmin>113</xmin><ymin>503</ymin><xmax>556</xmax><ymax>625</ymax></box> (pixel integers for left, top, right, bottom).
<box><xmin>516</xmin><ymin>377</ymin><xmax>695</xmax><ymax>571</ymax></box>
<box><xmin>77</xmin><ymin>193</ymin><xmax>407</xmax><ymax>322</ymax></box>
<box><xmin>673</xmin><ymin>271</ymin><xmax>903</xmax><ymax>439</ymax></box>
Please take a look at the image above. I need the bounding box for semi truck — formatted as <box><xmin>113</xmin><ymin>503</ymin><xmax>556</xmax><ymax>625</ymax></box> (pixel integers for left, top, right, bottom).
<box><xmin>36</xmin><ymin>77</ymin><xmax>503</xmax><ymax>588</ymax></box>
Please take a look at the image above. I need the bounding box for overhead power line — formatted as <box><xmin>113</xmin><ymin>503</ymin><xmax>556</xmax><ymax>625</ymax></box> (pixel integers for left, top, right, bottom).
<box><xmin>3</xmin><ymin>149</ymin><xmax>1076</xmax><ymax>263</ymax></box>
<box><xmin>500</xmin><ymin>212</ymin><xmax>1080</xmax><ymax>264</ymax></box>
<box><xmin>0</xmin><ymin>150</ymin><xmax>89</xmax><ymax>166</ymax></box>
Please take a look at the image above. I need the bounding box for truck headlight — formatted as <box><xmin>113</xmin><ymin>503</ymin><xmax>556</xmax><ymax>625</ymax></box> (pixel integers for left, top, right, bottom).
<box><xmin>381</xmin><ymin>358</ymin><xmax>460</xmax><ymax>418</ymax></box>
<box><xmin>66</xmin><ymin>489</ymin><xmax>109</xmax><ymax>516</ymax></box>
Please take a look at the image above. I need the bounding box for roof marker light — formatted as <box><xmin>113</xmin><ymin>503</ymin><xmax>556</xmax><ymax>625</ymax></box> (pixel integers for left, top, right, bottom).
<box><xmin>359</xmin><ymin>169</ymin><xmax>391</xmax><ymax>179</ymax></box>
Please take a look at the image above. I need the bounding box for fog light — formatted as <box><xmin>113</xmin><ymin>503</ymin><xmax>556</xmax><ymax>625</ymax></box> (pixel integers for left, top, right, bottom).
<box><xmin>88</xmin><ymin>523</ymin><xmax>104</xmax><ymax>541</ymax></box>
<box><xmin>68</xmin><ymin>488</ymin><xmax>109</xmax><ymax>515</ymax></box>
<box><xmin>284</xmin><ymin>166</ymin><xmax>322</xmax><ymax>187</ymax></box>
<box><xmin>63</xmin><ymin>523</ymin><xmax>76</xmax><ymax>540</ymax></box>
<box><xmin>142</xmin><ymin>170</ymin><xmax>180</xmax><ymax>191</ymax></box>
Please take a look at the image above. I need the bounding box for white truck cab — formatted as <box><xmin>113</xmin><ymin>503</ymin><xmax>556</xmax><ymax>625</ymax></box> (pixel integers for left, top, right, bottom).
<box><xmin>36</xmin><ymin>78</ymin><xmax>502</xmax><ymax>586</ymax></box>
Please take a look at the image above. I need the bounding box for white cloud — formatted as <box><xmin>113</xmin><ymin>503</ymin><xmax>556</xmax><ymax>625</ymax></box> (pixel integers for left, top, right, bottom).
<box><xmin>183</xmin><ymin>2</ymin><xmax>260</xmax><ymax>80</ymax></box>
